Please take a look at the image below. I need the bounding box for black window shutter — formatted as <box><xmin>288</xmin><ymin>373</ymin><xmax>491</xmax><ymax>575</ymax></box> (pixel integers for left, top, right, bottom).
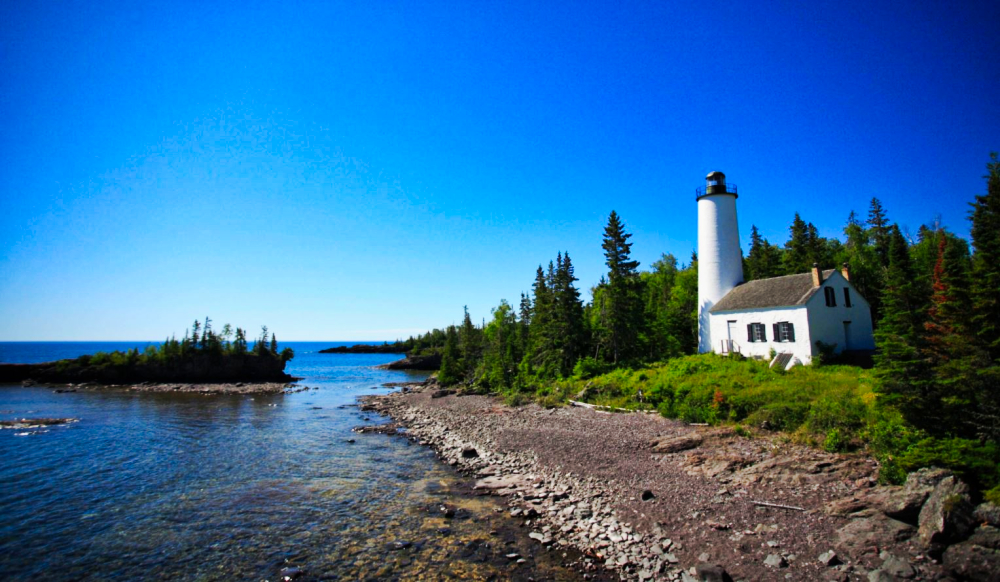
<box><xmin>761</xmin><ymin>324</ymin><xmax>767</xmax><ymax>342</ymax></box>
<box><xmin>788</xmin><ymin>323</ymin><xmax>796</xmax><ymax>342</ymax></box>
<box><xmin>773</xmin><ymin>323</ymin><xmax>780</xmax><ymax>342</ymax></box>
<box><xmin>747</xmin><ymin>324</ymin><xmax>753</xmax><ymax>342</ymax></box>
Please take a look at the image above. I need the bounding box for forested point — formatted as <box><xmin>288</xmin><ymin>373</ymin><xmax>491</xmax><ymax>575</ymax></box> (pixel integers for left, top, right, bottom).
<box><xmin>2</xmin><ymin>319</ymin><xmax>295</xmax><ymax>384</ymax></box>
<box><xmin>400</xmin><ymin>154</ymin><xmax>1000</xmax><ymax>501</ymax></box>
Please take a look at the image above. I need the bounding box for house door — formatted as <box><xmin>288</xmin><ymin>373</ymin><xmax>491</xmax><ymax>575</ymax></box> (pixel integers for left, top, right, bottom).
<box><xmin>727</xmin><ymin>320</ymin><xmax>738</xmax><ymax>353</ymax></box>
<box><xmin>843</xmin><ymin>321</ymin><xmax>851</xmax><ymax>351</ymax></box>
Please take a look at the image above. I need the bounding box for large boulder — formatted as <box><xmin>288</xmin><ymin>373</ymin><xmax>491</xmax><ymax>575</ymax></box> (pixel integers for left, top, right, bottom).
<box><xmin>835</xmin><ymin>514</ymin><xmax>916</xmax><ymax>557</ymax></box>
<box><xmin>973</xmin><ymin>502</ymin><xmax>1000</xmax><ymax>527</ymax></box>
<box><xmin>918</xmin><ymin>475</ymin><xmax>976</xmax><ymax>548</ymax></box>
<box><xmin>942</xmin><ymin>525</ymin><xmax>1000</xmax><ymax>581</ymax></box>
<box><xmin>873</xmin><ymin>468</ymin><xmax>952</xmax><ymax>524</ymax></box>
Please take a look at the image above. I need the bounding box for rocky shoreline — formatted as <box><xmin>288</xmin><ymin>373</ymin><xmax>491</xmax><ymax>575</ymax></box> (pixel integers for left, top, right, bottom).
<box><xmin>358</xmin><ymin>380</ymin><xmax>1000</xmax><ymax>581</ymax></box>
<box><xmin>14</xmin><ymin>379</ymin><xmax>314</xmax><ymax>395</ymax></box>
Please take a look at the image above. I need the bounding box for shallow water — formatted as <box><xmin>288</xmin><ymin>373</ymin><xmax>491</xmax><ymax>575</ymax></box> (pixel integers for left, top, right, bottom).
<box><xmin>0</xmin><ymin>343</ymin><xmax>590</xmax><ymax>581</ymax></box>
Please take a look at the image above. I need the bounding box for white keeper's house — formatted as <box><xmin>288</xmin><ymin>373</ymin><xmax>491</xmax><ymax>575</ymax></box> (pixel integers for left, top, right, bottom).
<box><xmin>696</xmin><ymin>171</ymin><xmax>875</xmax><ymax>367</ymax></box>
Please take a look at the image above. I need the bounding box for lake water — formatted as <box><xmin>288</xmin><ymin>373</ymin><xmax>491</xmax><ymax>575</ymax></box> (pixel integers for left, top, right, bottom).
<box><xmin>0</xmin><ymin>342</ymin><xmax>588</xmax><ymax>581</ymax></box>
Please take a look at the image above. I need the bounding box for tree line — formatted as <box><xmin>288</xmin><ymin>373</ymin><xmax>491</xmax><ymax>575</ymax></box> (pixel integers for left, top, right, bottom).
<box><xmin>86</xmin><ymin>318</ymin><xmax>294</xmax><ymax>368</ymax></box>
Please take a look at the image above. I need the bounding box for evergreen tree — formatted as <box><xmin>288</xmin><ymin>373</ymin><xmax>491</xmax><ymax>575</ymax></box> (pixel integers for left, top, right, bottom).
<box><xmin>191</xmin><ymin>320</ymin><xmax>202</xmax><ymax>349</ymax></box>
<box><xmin>270</xmin><ymin>333</ymin><xmax>279</xmax><ymax>356</ymax></box>
<box><xmin>839</xmin><ymin>211</ymin><xmax>883</xmax><ymax>326</ymax></box>
<box><xmin>784</xmin><ymin>213</ymin><xmax>812</xmax><ymax>274</ymax></box>
<box><xmin>551</xmin><ymin>252</ymin><xmax>587</xmax><ymax>375</ymax></box>
<box><xmin>875</xmin><ymin>226</ymin><xmax>932</xmax><ymax>430</ymax></box>
<box><xmin>642</xmin><ymin>253</ymin><xmax>682</xmax><ymax>360</ymax></box>
<box><xmin>867</xmin><ymin>197</ymin><xmax>892</xmax><ymax>264</ymax></box>
<box><xmin>746</xmin><ymin>225</ymin><xmax>784</xmax><ymax>280</ymax></box>
<box><xmin>438</xmin><ymin>326</ymin><xmax>461</xmax><ymax>386</ymax></box>
<box><xmin>480</xmin><ymin>300</ymin><xmax>520</xmax><ymax>390</ymax></box>
<box><xmin>970</xmin><ymin>153</ymin><xmax>1000</xmax><ymax>361</ymax></box>
<box><xmin>518</xmin><ymin>292</ymin><xmax>532</xmax><ymax>357</ymax></box>
<box><xmin>666</xmin><ymin>257</ymin><xmax>699</xmax><ymax>354</ymax></box>
<box><xmin>600</xmin><ymin>211</ymin><xmax>643</xmax><ymax>364</ymax></box>
<box><xmin>459</xmin><ymin>307</ymin><xmax>481</xmax><ymax>382</ymax></box>
<box><xmin>969</xmin><ymin>153</ymin><xmax>1000</xmax><ymax>442</ymax></box>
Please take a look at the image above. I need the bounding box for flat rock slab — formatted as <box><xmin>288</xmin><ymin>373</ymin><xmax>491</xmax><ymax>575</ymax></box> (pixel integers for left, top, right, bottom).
<box><xmin>473</xmin><ymin>474</ymin><xmax>531</xmax><ymax>494</ymax></box>
<box><xmin>651</xmin><ymin>433</ymin><xmax>702</xmax><ymax>454</ymax></box>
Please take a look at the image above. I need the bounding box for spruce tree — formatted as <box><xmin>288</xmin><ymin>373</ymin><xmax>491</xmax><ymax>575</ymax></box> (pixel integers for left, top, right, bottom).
<box><xmin>552</xmin><ymin>252</ymin><xmax>587</xmax><ymax>375</ymax></box>
<box><xmin>459</xmin><ymin>307</ymin><xmax>481</xmax><ymax>382</ymax></box>
<box><xmin>438</xmin><ymin>326</ymin><xmax>461</xmax><ymax>386</ymax></box>
<box><xmin>746</xmin><ymin>225</ymin><xmax>784</xmax><ymax>280</ymax></box>
<box><xmin>601</xmin><ymin>211</ymin><xmax>643</xmax><ymax>364</ymax></box>
<box><xmin>970</xmin><ymin>153</ymin><xmax>1000</xmax><ymax>360</ymax></box>
<box><xmin>874</xmin><ymin>226</ymin><xmax>932</xmax><ymax>430</ymax></box>
<box><xmin>867</xmin><ymin>197</ymin><xmax>892</xmax><ymax>264</ymax></box>
<box><xmin>784</xmin><ymin>213</ymin><xmax>812</xmax><ymax>274</ymax></box>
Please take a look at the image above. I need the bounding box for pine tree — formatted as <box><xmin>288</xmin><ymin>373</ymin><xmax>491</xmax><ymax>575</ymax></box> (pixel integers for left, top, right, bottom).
<box><xmin>784</xmin><ymin>213</ymin><xmax>812</xmax><ymax>274</ymax></box>
<box><xmin>840</xmin><ymin>211</ymin><xmax>883</xmax><ymax>326</ymax></box>
<box><xmin>970</xmin><ymin>153</ymin><xmax>1000</xmax><ymax>360</ymax></box>
<box><xmin>438</xmin><ymin>326</ymin><xmax>461</xmax><ymax>386</ymax></box>
<box><xmin>270</xmin><ymin>333</ymin><xmax>279</xmax><ymax>356</ymax></box>
<box><xmin>600</xmin><ymin>211</ymin><xmax>643</xmax><ymax>364</ymax></box>
<box><xmin>459</xmin><ymin>307</ymin><xmax>481</xmax><ymax>382</ymax></box>
<box><xmin>867</xmin><ymin>197</ymin><xmax>892</xmax><ymax>264</ymax></box>
<box><xmin>874</xmin><ymin>226</ymin><xmax>932</xmax><ymax>430</ymax></box>
<box><xmin>552</xmin><ymin>252</ymin><xmax>587</xmax><ymax>375</ymax></box>
<box><xmin>746</xmin><ymin>225</ymin><xmax>784</xmax><ymax>280</ymax></box>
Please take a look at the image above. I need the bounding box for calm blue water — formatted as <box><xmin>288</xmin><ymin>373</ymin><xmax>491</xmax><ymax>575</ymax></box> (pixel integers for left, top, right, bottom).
<box><xmin>0</xmin><ymin>343</ymin><xmax>587</xmax><ymax>581</ymax></box>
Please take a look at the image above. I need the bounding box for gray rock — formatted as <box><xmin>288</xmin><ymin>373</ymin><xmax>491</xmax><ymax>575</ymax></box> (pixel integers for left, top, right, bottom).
<box><xmin>835</xmin><ymin>513</ymin><xmax>916</xmax><ymax>556</ymax></box>
<box><xmin>880</xmin><ymin>553</ymin><xmax>916</xmax><ymax>579</ymax></box>
<box><xmin>818</xmin><ymin>550</ymin><xmax>842</xmax><ymax>566</ymax></box>
<box><xmin>764</xmin><ymin>554</ymin><xmax>787</xmax><ymax>568</ymax></box>
<box><xmin>651</xmin><ymin>433</ymin><xmax>703</xmax><ymax>454</ymax></box>
<box><xmin>867</xmin><ymin>569</ymin><xmax>894</xmax><ymax>582</ymax></box>
<box><xmin>973</xmin><ymin>502</ymin><xmax>1000</xmax><ymax>527</ymax></box>
<box><xmin>917</xmin><ymin>475</ymin><xmax>976</xmax><ymax>547</ymax></box>
<box><xmin>664</xmin><ymin>552</ymin><xmax>679</xmax><ymax>564</ymax></box>
<box><xmin>693</xmin><ymin>563</ymin><xmax>733</xmax><ymax>582</ymax></box>
<box><xmin>943</xmin><ymin>526</ymin><xmax>1000</xmax><ymax>581</ymax></box>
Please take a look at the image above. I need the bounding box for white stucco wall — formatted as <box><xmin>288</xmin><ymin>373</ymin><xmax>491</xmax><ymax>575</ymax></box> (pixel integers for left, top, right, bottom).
<box><xmin>804</xmin><ymin>271</ymin><xmax>875</xmax><ymax>354</ymax></box>
<box><xmin>697</xmin><ymin>192</ymin><xmax>743</xmax><ymax>353</ymax></box>
<box><xmin>708</xmin><ymin>306</ymin><xmax>813</xmax><ymax>363</ymax></box>
<box><xmin>708</xmin><ymin>270</ymin><xmax>875</xmax><ymax>365</ymax></box>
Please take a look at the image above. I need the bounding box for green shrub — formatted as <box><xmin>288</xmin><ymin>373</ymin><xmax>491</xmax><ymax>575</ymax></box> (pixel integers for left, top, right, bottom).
<box><xmin>573</xmin><ymin>357</ymin><xmax>607</xmax><ymax>380</ymax></box>
<box><xmin>897</xmin><ymin>437</ymin><xmax>1000</xmax><ymax>492</ymax></box>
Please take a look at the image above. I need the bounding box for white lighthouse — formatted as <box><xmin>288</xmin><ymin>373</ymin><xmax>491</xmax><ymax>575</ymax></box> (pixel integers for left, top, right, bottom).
<box><xmin>697</xmin><ymin>171</ymin><xmax>744</xmax><ymax>353</ymax></box>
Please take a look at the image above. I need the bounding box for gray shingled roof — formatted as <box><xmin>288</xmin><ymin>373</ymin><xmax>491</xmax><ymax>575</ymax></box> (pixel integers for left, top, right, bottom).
<box><xmin>709</xmin><ymin>269</ymin><xmax>835</xmax><ymax>312</ymax></box>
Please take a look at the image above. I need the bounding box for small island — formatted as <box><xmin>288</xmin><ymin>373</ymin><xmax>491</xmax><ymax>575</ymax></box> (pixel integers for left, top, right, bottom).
<box><xmin>0</xmin><ymin>319</ymin><xmax>296</xmax><ymax>390</ymax></box>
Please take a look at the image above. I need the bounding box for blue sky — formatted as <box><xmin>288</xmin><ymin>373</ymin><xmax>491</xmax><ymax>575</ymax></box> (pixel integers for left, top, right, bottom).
<box><xmin>1</xmin><ymin>0</ymin><xmax>998</xmax><ymax>341</ymax></box>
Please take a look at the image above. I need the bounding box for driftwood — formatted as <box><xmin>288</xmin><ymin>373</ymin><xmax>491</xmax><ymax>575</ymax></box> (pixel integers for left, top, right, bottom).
<box><xmin>567</xmin><ymin>400</ymin><xmax>632</xmax><ymax>413</ymax></box>
<box><xmin>751</xmin><ymin>500</ymin><xmax>806</xmax><ymax>511</ymax></box>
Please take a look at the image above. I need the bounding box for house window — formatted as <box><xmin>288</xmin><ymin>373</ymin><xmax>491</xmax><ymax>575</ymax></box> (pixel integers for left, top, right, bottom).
<box><xmin>773</xmin><ymin>322</ymin><xmax>795</xmax><ymax>343</ymax></box>
<box><xmin>824</xmin><ymin>287</ymin><xmax>836</xmax><ymax>307</ymax></box>
<box><xmin>843</xmin><ymin>287</ymin><xmax>852</xmax><ymax>307</ymax></box>
<box><xmin>747</xmin><ymin>323</ymin><xmax>767</xmax><ymax>343</ymax></box>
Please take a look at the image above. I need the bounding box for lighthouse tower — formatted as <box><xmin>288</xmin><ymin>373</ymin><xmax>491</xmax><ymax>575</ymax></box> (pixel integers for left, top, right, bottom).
<box><xmin>697</xmin><ymin>171</ymin><xmax>744</xmax><ymax>353</ymax></box>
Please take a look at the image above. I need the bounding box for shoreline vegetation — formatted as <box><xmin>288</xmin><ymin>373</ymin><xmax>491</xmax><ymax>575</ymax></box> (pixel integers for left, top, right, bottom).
<box><xmin>389</xmin><ymin>155</ymin><xmax>1000</xmax><ymax>509</ymax></box>
<box><xmin>0</xmin><ymin>319</ymin><xmax>295</xmax><ymax>386</ymax></box>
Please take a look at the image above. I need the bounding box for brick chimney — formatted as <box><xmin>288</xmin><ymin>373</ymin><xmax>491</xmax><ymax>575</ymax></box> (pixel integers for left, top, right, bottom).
<box><xmin>841</xmin><ymin>262</ymin><xmax>850</xmax><ymax>281</ymax></box>
<box><xmin>811</xmin><ymin>263</ymin><xmax>823</xmax><ymax>287</ymax></box>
